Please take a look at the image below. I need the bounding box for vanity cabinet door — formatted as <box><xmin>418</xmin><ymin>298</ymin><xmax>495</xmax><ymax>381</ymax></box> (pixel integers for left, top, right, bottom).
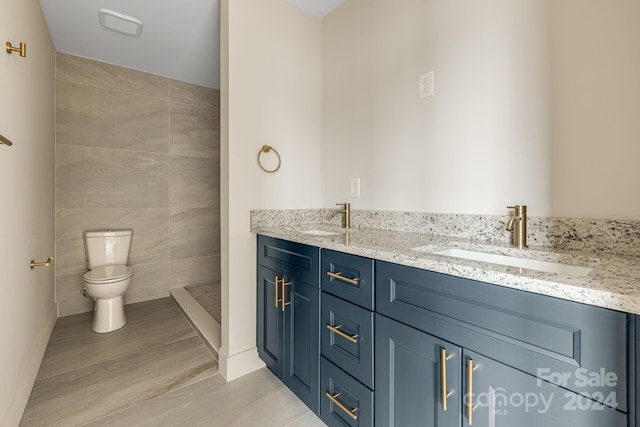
<box><xmin>283</xmin><ymin>280</ymin><xmax>320</xmax><ymax>414</ymax></box>
<box><xmin>376</xmin><ymin>314</ymin><xmax>462</xmax><ymax>427</ymax></box>
<box><xmin>463</xmin><ymin>349</ymin><xmax>627</xmax><ymax>427</ymax></box>
<box><xmin>257</xmin><ymin>265</ymin><xmax>284</xmax><ymax>378</ymax></box>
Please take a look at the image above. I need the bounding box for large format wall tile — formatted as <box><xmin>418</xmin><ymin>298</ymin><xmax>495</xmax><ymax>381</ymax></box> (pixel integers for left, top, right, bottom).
<box><xmin>170</xmin><ymin>155</ymin><xmax>219</xmax><ymax>208</ymax></box>
<box><xmin>55</xmin><ymin>208</ymin><xmax>170</xmax><ymax>275</ymax></box>
<box><xmin>170</xmin><ymin>256</ymin><xmax>220</xmax><ymax>289</ymax></box>
<box><xmin>125</xmin><ymin>262</ymin><xmax>171</xmax><ymax>304</ymax></box>
<box><xmin>55</xmin><ymin>56</ymin><xmax>220</xmax><ymax>315</ymax></box>
<box><xmin>57</xmin><ymin>81</ymin><xmax>169</xmax><ymax>153</ymax></box>
<box><xmin>170</xmin><ymin>102</ymin><xmax>220</xmax><ymax>159</ymax></box>
<box><xmin>56</xmin><ymin>53</ymin><xmax>169</xmax><ymax>100</ymax></box>
<box><xmin>170</xmin><ymin>80</ymin><xmax>220</xmax><ymax>110</ymax></box>
<box><xmin>57</xmin><ymin>145</ymin><xmax>169</xmax><ymax>209</ymax></box>
<box><xmin>56</xmin><ymin>272</ymin><xmax>94</xmax><ymax>317</ymax></box>
<box><xmin>170</xmin><ymin>207</ymin><xmax>220</xmax><ymax>260</ymax></box>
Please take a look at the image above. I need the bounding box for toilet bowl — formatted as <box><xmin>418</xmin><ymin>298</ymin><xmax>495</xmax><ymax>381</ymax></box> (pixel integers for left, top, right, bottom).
<box><xmin>83</xmin><ymin>265</ymin><xmax>134</xmax><ymax>333</ymax></box>
<box><xmin>83</xmin><ymin>229</ymin><xmax>134</xmax><ymax>333</ymax></box>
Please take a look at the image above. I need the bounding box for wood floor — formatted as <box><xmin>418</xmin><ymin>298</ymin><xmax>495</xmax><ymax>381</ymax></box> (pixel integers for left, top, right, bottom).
<box><xmin>20</xmin><ymin>298</ymin><xmax>325</xmax><ymax>427</ymax></box>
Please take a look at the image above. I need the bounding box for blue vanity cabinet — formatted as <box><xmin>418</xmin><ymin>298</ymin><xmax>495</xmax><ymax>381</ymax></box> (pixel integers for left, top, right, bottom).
<box><xmin>257</xmin><ymin>236</ymin><xmax>636</xmax><ymax>426</ymax></box>
<box><xmin>257</xmin><ymin>236</ymin><xmax>321</xmax><ymax>414</ymax></box>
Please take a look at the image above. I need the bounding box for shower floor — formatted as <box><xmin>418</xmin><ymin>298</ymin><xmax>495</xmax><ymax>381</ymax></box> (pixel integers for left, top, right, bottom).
<box><xmin>186</xmin><ymin>283</ymin><xmax>221</xmax><ymax>324</ymax></box>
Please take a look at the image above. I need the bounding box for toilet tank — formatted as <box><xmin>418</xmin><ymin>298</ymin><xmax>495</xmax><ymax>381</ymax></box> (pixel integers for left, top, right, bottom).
<box><xmin>84</xmin><ymin>229</ymin><xmax>133</xmax><ymax>270</ymax></box>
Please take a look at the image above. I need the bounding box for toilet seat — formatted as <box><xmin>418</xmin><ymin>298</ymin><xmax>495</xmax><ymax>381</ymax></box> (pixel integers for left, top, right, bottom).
<box><xmin>83</xmin><ymin>265</ymin><xmax>134</xmax><ymax>284</ymax></box>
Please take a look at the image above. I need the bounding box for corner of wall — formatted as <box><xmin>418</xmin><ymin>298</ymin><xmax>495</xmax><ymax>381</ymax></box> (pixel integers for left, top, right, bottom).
<box><xmin>218</xmin><ymin>345</ymin><xmax>265</xmax><ymax>382</ymax></box>
<box><xmin>1</xmin><ymin>304</ymin><xmax>56</xmax><ymax>426</ymax></box>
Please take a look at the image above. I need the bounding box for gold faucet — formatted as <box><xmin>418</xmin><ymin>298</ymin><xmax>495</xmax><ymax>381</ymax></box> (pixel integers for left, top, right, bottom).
<box><xmin>506</xmin><ymin>205</ymin><xmax>527</xmax><ymax>248</ymax></box>
<box><xmin>331</xmin><ymin>203</ymin><xmax>351</xmax><ymax>229</ymax></box>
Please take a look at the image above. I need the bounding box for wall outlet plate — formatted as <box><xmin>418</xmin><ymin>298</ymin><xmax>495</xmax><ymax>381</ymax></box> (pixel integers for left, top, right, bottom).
<box><xmin>419</xmin><ymin>71</ymin><xmax>434</xmax><ymax>98</ymax></box>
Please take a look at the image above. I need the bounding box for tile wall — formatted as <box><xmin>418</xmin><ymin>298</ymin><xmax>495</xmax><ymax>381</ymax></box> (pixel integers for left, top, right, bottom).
<box><xmin>55</xmin><ymin>53</ymin><xmax>220</xmax><ymax>316</ymax></box>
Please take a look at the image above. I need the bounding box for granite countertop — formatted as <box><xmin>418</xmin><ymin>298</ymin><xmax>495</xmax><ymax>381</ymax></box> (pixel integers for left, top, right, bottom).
<box><xmin>252</xmin><ymin>223</ymin><xmax>640</xmax><ymax>315</ymax></box>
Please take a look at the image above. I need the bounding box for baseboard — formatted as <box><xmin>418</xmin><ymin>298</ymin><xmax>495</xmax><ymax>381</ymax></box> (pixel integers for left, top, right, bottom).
<box><xmin>1</xmin><ymin>303</ymin><xmax>56</xmax><ymax>427</ymax></box>
<box><xmin>218</xmin><ymin>346</ymin><xmax>265</xmax><ymax>382</ymax></box>
<box><xmin>170</xmin><ymin>287</ymin><xmax>221</xmax><ymax>358</ymax></box>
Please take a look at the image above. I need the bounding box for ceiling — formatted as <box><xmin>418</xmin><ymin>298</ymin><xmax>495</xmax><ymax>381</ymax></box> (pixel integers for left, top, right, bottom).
<box><xmin>39</xmin><ymin>1</ymin><xmax>344</xmax><ymax>90</ymax></box>
<box><xmin>288</xmin><ymin>0</ymin><xmax>345</xmax><ymax>19</ymax></box>
<box><xmin>40</xmin><ymin>0</ymin><xmax>222</xmax><ymax>89</ymax></box>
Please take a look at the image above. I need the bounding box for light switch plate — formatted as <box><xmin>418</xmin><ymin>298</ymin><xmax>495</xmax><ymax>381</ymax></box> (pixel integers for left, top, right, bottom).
<box><xmin>350</xmin><ymin>178</ymin><xmax>361</xmax><ymax>198</ymax></box>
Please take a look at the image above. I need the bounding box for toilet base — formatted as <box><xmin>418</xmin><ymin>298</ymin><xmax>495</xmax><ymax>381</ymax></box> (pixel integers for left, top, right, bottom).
<box><xmin>92</xmin><ymin>295</ymin><xmax>127</xmax><ymax>333</ymax></box>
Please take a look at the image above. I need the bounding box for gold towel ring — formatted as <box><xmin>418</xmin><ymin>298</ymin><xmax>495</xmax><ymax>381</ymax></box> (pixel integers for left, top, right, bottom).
<box><xmin>258</xmin><ymin>145</ymin><xmax>281</xmax><ymax>173</ymax></box>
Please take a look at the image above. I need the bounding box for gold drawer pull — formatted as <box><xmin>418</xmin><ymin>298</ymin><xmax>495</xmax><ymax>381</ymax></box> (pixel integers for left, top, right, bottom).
<box><xmin>326</xmin><ymin>271</ymin><xmax>360</xmax><ymax>285</ymax></box>
<box><xmin>280</xmin><ymin>277</ymin><xmax>290</xmax><ymax>312</ymax></box>
<box><xmin>467</xmin><ymin>358</ymin><xmax>478</xmax><ymax>424</ymax></box>
<box><xmin>326</xmin><ymin>324</ymin><xmax>359</xmax><ymax>343</ymax></box>
<box><xmin>30</xmin><ymin>257</ymin><xmax>53</xmax><ymax>269</ymax></box>
<box><xmin>326</xmin><ymin>392</ymin><xmax>358</xmax><ymax>420</ymax></box>
<box><xmin>440</xmin><ymin>348</ymin><xmax>454</xmax><ymax>411</ymax></box>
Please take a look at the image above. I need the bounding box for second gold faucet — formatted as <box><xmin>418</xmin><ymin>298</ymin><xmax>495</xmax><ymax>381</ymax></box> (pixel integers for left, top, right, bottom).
<box><xmin>506</xmin><ymin>205</ymin><xmax>527</xmax><ymax>248</ymax></box>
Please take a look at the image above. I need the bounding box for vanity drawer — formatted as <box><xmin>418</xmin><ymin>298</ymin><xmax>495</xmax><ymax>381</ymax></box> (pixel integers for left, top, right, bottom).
<box><xmin>376</xmin><ymin>260</ymin><xmax>629</xmax><ymax>411</ymax></box>
<box><xmin>321</xmin><ymin>249</ymin><xmax>374</xmax><ymax>310</ymax></box>
<box><xmin>321</xmin><ymin>357</ymin><xmax>374</xmax><ymax>427</ymax></box>
<box><xmin>321</xmin><ymin>292</ymin><xmax>374</xmax><ymax>389</ymax></box>
<box><xmin>258</xmin><ymin>235</ymin><xmax>320</xmax><ymax>287</ymax></box>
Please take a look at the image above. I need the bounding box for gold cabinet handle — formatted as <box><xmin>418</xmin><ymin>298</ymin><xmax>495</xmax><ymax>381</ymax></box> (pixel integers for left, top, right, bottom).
<box><xmin>326</xmin><ymin>271</ymin><xmax>360</xmax><ymax>285</ymax></box>
<box><xmin>467</xmin><ymin>358</ymin><xmax>478</xmax><ymax>424</ymax></box>
<box><xmin>440</xmin><ymin>348</ymin><xmax>454</xmax><ymax>411</ymax></box>
<box><xmin>326</xmin><ymin>324</ymin><xmax>359</xmax><ymax>344</ymax></box>
<box><xmin>325</xmin><ymin>392</ymin><xmax>358</xmax><ymax>420</ymax></box>
<box><xmin>280</xmin><ymin>278</ymin><xmax>290</xmax><ymax>312</ymax></box>
<box><xmin>30</xmin><ymin>256</ymin><xmax>53</xmax><ymax>269</ymax></box>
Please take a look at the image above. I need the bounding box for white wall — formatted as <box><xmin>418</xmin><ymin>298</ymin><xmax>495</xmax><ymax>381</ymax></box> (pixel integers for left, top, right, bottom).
<box><xmin>322</xmin><ymin>0</ymin><xmax>640</xmax><ymax>220</ymax></box>
<box><xmin>0</xmin><ymin>0</ymin><xmax>56</xmax><ymax>424</ymax></box>
<box><xmin>548</xmin><ymin>0</ymin><xmax>640</xmax><ymax>219</ymax></box>
<box><xmin>220</xmin><ymin>0</ymin><xmax>322</xmax><ymax>380</ymax></box>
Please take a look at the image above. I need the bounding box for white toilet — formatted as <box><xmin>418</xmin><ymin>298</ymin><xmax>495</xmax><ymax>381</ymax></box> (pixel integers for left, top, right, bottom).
<box><xmin>82</xmin><ymin>229</ymin><xmax>134</xmax><ymax>333</ymax></box>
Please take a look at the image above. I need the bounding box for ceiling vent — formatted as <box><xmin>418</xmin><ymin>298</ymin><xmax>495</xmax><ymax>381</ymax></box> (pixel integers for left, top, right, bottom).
<box><xmin>98</xmin><ymin>9</ymin><xmax>143</xmax><ymax>37</ymax></box>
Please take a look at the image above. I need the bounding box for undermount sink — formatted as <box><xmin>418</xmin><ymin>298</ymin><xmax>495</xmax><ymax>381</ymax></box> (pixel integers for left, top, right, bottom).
<box><xmin>301</xmin><ymin>229</ymin><xmax>342</xmax><ymax>236</ymax></box>
<box><xmin>426</xmin><ymin>247</ymin><xmax>593</xmax><ymax>277</ymax></box>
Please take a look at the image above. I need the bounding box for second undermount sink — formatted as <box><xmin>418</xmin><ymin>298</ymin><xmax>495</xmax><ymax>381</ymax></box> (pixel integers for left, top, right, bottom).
<box><xmin>301</xmin><ymin>229</ymin><xmax>342</xmax><ymax>236</ymax></box>
<box><xmin>425</xmin><ymin>247</ymin><xmax>594</xmax><ymax>277</ymax></box>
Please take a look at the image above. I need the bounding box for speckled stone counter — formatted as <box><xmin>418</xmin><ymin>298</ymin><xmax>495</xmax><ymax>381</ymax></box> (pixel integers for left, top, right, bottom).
<box><xmin>251</xmin><ymin>210</ymin><xmax>640</xmax><ymax>315</ymax></box>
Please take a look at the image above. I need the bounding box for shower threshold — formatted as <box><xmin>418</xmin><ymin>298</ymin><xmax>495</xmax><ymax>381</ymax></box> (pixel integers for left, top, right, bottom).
<box><xmin>170</xmin><ymin>287</ymin><xmax>221</xmax><ymax>358</ymax></box>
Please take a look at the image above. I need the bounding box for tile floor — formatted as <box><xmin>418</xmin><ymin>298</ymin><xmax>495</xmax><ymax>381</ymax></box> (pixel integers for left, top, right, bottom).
<box><xmin>20</xmin><ymin>298</ymin><xmax>326</xmax><ymax>427</ymax></box>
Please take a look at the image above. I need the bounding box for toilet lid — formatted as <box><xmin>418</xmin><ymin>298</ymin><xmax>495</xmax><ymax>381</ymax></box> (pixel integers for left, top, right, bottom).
<box><xmin>84</xmin><ymin>265</ymin><xmax>133</xmax><ymax>283</ymax></box>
